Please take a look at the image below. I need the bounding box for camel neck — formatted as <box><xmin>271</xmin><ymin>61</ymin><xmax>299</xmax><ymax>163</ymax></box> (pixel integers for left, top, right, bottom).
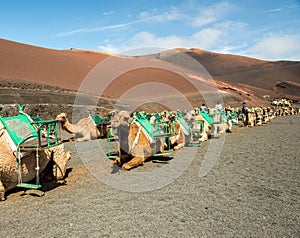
<box><xmin>62</xmin><ymin>120</ymin><xmax>76</xmax><ymax>134</ymax></box>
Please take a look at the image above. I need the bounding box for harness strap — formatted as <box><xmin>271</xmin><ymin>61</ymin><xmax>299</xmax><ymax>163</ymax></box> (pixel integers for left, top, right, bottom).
<box><xmin>131</xmin><ymin>125</ymin><xmax>142</xmax><ymax>151</ymax></box>
<box><xmin>133</xmin><ymin>121</ymin><xmax>154</xmax><ymax>144</ymax></box>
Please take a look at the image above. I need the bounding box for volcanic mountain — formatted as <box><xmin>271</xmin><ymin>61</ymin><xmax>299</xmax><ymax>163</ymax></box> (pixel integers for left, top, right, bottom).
<box><xmin>149</xmin><ymin>48</ymin><xmax>300</xmax><ymax>100</ymax></box>
<box><xmin>0</xmin><ymin>38</ymin><xmax>299</xmax><ymax>118</ymax></box>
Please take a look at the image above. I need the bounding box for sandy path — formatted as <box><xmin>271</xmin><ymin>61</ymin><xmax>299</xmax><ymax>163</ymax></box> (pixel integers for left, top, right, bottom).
<box><xmin>0</xmin><ymin>115</ymin><xmax>299</xmax><ymax>238</ymax></box>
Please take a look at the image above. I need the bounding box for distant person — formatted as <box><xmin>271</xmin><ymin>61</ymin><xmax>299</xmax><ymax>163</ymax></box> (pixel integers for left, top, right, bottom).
<box><xmin>200</xmin><ymin>103</ymin><xmax>207</xmax><ymax>111</ymax></box>
<box><xmin>215</xmin><ymin>101</ymin><xmax>223</xmax><ymax>111</ymax></box>
<box><xmin>242</xmin><ymin>102</ymin><xmax>247</xmax><ymax>114</ymax></box>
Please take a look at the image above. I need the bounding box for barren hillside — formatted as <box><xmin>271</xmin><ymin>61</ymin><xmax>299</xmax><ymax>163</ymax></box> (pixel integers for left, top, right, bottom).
<box><xmin>0</xmin><ymin>38</ymin><xmax>299</xmax><ymax>118</ymax></box>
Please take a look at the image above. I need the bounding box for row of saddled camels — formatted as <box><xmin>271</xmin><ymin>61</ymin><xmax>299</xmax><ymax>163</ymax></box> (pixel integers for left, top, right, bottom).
<box><xmin>56</xmin><ymin>104</ymin><xmax>299</xmax><ymax>170</ymax></box>
<box><xmin>0</xmin><ymin>103</ymin><xmax>298</xmax><ymax>200</ymax></box>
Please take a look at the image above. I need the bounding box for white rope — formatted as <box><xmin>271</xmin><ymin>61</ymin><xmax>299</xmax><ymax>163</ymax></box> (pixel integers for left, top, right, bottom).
<box><xmin>17</xmin><ymin>148</ymin><xmax>22</xmax><ymax>184</ymax></box>
<box><xmin>131</xmin><ymin>126</ymin><xmax>142</xmax><ymax>150</ymax></box>
<box><xmin>35</xmin><ymin>147</ymin><xmax>40</xmax><ymax>186</ymax></box>
<box><xmin>133</xmin><ymin>121</ymin><xmax>154</xmax><ymax>144</ymax></box>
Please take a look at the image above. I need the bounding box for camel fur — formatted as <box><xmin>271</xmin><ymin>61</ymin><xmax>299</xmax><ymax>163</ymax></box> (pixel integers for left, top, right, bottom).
<box><xmin>185</xmin><ymin>110</ymin><xmax>211</xmax><ymax>142</ymax></box>
<box><xmin>169</xmin><ymin>120</ymin><xmax>186</xmax><ymax>150</ymax></box>
<box><xmin>149</xmin><ymin>113</ymin><xmax>185</xmax><ymax>151</ymax></box>
<box><xmin>0</xmin><ymin>133</ymin><xmax>71</xmax><ymax>200</ymax></box>
<box><xmin>242</xmin><ymin>108</ymin><xmax>255</xmax><ymax>127</ymax></box>
<box><xmin>111</xmin><ymin>111</ymin><xmax>165</xmax><ymax>170</ymax></box>
<box><xmin>56</xmin><ymin>113</ymin><xmax>107</xmax><ymax>142</ymax></box>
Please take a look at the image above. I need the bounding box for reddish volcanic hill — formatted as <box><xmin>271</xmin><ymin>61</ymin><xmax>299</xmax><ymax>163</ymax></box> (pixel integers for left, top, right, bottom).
<box><xmin>0</xmin><ymin>38</ymin><xmax>299</xmax><ymax>118</ymax></box>
<box><xmin>172</xmin><ymin>48</ymin><xmax>300</xmax><ymax>100</ymax></box>
<box><xmin>0</xmin><ymin>38</ymin><xmax>108</xmax><ymax>90</ymax></box>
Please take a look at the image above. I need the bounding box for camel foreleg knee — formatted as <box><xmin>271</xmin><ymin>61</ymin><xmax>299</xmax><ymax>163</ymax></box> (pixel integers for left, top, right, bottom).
<box><xmin>174</xmin><ymin>143</ymin><xmax>184</xmax><ymax>150</ymax></box>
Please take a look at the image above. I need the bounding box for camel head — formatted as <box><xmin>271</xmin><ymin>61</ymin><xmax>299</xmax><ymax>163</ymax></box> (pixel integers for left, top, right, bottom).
<box><xmin>107</xmin><ymin>109</ymin><xmax>120</xmax><ymax>119</ymax></box>
<box><xmin>110</xmin><ymin>110</ymin><xmax>131</xmax><ymax>129</ymax></box>
<box><xmin>185</xmin><ymin>110</ymin><xmax>196</xmax><ymax>121</ymax></box>
<box><xmin>56</xmin><ymin>113</ymin><xmax>68</xmax><ymax>122</ymax></box>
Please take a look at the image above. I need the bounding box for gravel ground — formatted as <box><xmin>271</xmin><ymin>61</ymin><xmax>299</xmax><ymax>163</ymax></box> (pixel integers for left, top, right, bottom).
<box><xmin>0</xmin><ymin>115</ymin><xmax>299</xmax><ymax>238</ymax></box>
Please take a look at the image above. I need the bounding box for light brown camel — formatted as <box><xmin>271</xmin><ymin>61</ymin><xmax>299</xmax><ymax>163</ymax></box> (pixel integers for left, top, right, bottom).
<box><xmin>254</xmin><ymin>107</ymin><xmax>263</xmax><ymax>126</ymax></box>
<box><xmin>168</xmin><ymin>119</ymin><xmax>186</xmax><ymax>150</ymax></box>
<box><xmin>149</xmin><ymin>113</ymin><xmax>186</xmax><ymax>150</ymax></box>
<box><xmin>207</xmin><ymin>108</ymin><xmax>231</xmax><ymax>137</ymax></box>
<box><xmin>110</xmin><ymin>111</ymin><xmax>165</xmax><ymax>170</ymax></box>
<box><xmin>0</xmin><ymin>133</ymin><xmax>71</xmax><ymax>201</ymax></box>
<box><xmin>56</xmin><ymin>113</ymin><xmax>108</xmax><ymax>142</ymax></box>
<box><xmin>262</xmin><ymin>107</ymin><xmax>270</xmax><ymax>123</ymax></box>
<box><xmin>242</xmin><ymin>108</ymin><xmax>255</xmax><ymax>127</ymax></box>
<box><xmin>184</xmin><ymin>110</ymin><xmax>211</xmax><ymax>142</ymax></box>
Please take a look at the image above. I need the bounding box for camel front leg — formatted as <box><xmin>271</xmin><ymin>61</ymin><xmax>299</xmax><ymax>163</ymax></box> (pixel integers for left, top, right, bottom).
<box><xmin>174</xmin><ymin>143</ymin><xmax>184</xmax><ymax>150</ymax></box>
<box><xmin>0</xmin><ymin>180</ymin><xmax>5</xmax><ymax>201</ymax></box>
<box><xmin>76</xmin><ymin>132</ymin><xmax>91</xmax><ymax>142</ymax></box>
<box><xmin>199</xmin><ymin>132</ymin><xmax>208</xmax><ymax>142</ymax></box>
<box><xmin>226</xmin><ymin>120</ymin><xmax>232</xmax><ymax>133</ymax></box>
<box><xmin>122</xmin><ymin>157</ymin><xmax>145</xmax><ymax>170</ymax></box>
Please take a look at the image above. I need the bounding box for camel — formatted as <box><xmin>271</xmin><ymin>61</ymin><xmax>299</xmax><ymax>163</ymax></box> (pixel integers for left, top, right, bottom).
<box><xmin>110</xmin><ymin>111</ymin><xmax>165</xmax><ymax>170</ymax></box>
<box><xmin>225</xmin><ymin>106</ymin><xmax>239</xmax><ymax>125</ymax></box>
<box><xmin>0</xmin><ymin>133</ymin><xmax>71</xmax><ymax>200</ymax></box>
<box><xmin>295</xmin><ymin>107</ymin><xmax>300</xmax><ymax>114</ymax></box>
<box><xmin>242</xmin><ymin>108</ymin><xmax>255</xmax><ymax>127</ymax></box>
<box><xmin>148</xmin><ymin>112</ymin><xmax>186</xmax><ymax>150</ymax></box>
<box><xmin>184</xmin><ymin>110</ymin><xmax>211</xmax><ymax>142</ymax></box>
<box><xmin>168</xmin><ymin>118</ymin><xmax>186</xmax><ymax>150</ymax></box>
<box><xmin>255</xmin><ymin>107</ymin><xmax>263</xmax><ymax>125</ymax></box>
<box><xmin>262</xmin><ymin>107</ymin><xmax>270</xmax><ymax>123</ymax></box>
<box><xmin>56</xmin><ymin>113</ymin><xmax>109</xmax><ymax>142</ymax></box>
<box><xmin>208</xmin><ymin>108</ymin><xmax>232</xmax><ymax>137</ymax></box>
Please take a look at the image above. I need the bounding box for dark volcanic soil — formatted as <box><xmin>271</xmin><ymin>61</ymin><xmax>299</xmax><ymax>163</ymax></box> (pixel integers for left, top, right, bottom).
<box><xmin>1</xmin><ymin>115</ymin><xmax>299</xmax><ymax>237</ymax></box>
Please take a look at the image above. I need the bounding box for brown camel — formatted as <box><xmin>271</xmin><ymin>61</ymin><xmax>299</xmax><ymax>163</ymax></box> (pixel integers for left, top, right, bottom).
<box><xmin>242</xmin><ymin>108</ymin><xmax>255</xmax><ymax>127</ymax></box>
<box><xmin>184</xmin><ymin>110</ymin><xmax>211</xmax><ymax>142</ymax></box>
<box><xmin>149</xmin><ymin>113</ymin><xmax>186</xmax><ymax>150</ymax></box>
<box><xmin>0</xmin><ymin>133</ymin><xmax>71</xmax><ymax>200</ymax></box>
<box><xmin>169</xmin><ymin>119</ymin><xmax>186</xmax><ymax>150</ymax></box>
<box><xmin>110</xmin><ymin>111</ymin><xmax>165</xmax><ymax>170</ymax></box>
<box><xmin>56</xmin><ymin>113</ymin><xmax>108</xmax><ymax>142</ymax></box>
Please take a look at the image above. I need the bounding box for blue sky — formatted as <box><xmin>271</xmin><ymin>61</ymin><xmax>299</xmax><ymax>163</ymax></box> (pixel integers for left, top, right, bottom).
<box><xmin>1</xmin><ymin>0</ymin><xmax>300</xmax><ymax>60</ymax></box>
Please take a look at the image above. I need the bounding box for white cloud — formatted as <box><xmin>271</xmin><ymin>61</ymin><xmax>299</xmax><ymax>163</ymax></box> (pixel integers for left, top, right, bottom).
<box><xmin>191</xmin><ymin>28</ymin><xmax>223</xmax><ymax>49</ymax></box>
<box><xmin>250</xmin><ymin>33</ymin><xmax>300</xmax><ymax>60</ymax></box>
<box><xmin>103</xmin><ymin>11</ymin><xmax>114</xmax><ymax>15</ymax></box>
<box><xmin>97</xmin><ymin>43</ymin><xmax>120</xmax><ymax>54</ymax></box>
<box><xmin>191</xmin><ymin>1</ymin><xmax>236</xmax><ymax>27</ymax></box>
<box><xmin>139</xmin><ymin>11</ymin><xmax>150</xmax><ymax>18</ymax></box>
<box><xmin>264</xmin><ymin>5</ymin><xmax>300</xmax><ymax>13</ymax></box>
<box><xmin>57</xmin><ymin>6</ymin><xmax>183</xmax><ymax>37</ymax></box>
<box><xmin>218</xmin><ymin>44</ymin><xmax>248</xmax><ymax>54</ymax></box>
<box><xmin>192</xmin><ymin>16</ymin><xmax>216</xmax><ymax>28</ymax></box>
<box><xmin>98</xmin><ymin>28</ymin><xmax>224</xmax><ymax>55</ymax></box>
<box><xmin>139</xmin><ymin>6</ymin><xmax>183</xmax><ymax>22</ymax></box>
<box><xmin>56</xmin><ymin>23</ymin><xmax>129</xmax><ymax>37</ymax></box>
<box><xmin>214</xmin><ymin>20</ymin><xmax>247</xmax><ymax>31</ymax></box>
<box><xmin>129</xmin><ymin>31</ymin><xmax>186</xmax><ymax>49</ymax></box>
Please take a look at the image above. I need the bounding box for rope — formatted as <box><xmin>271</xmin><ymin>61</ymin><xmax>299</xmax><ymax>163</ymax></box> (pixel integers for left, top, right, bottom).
<box><xmin>17</xmin><ymin>147</ymin><xmax>22</xmax><ymax>184</ymax></box>
<box><xmin>131</xmin><ymin>125</ymin><xmax>142</xmax><ymax>151</ymax></box>
<box><xmin>35</xmin><ymin>147</ymin><xmax>40</xmax><ymax>186</ymax></box>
